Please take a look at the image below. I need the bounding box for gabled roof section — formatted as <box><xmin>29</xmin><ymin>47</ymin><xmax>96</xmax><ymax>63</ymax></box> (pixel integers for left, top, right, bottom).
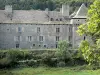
<box><xmin>73</xmin><ymin>3</ymin><xmax>88</xmax><ymax>18</ymax></box>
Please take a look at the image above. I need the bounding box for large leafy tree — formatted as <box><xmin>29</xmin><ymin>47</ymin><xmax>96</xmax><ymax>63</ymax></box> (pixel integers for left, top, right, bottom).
<box><xmin>77</xmin><ymin>0</ymin><xmax>100</xmax><ymax>65</ymax></box>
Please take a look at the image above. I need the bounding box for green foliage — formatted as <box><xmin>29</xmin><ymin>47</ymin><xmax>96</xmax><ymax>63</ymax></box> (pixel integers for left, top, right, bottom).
<box><xmin>57</xmin><ymin>61</ymin><xmax>66</xmax><ymax>67</ymax></box>
<box><xmin>0</xmin><ymin>0</ymin><xmax>93</xmax><ymax>12</ymax></box>
<box><xmin>25</xmin><ymin>60</ymin><xmax>39</xmax><ymax>67</ymax></box>
<box><xmin>79</xmin><ymin>40</ymin><xmax>100</xmax><ymax>66</ymax></box>
<box><xmin>57</xmin><ymin>40</ymin><xmax>72</xmax><ymax>60</ymax></box>
<box><xmin>0</xmin><ymin>49</ymin><xmax>86</xmax><ymax>68</ymax></box>
<box><xmin>41</xmin><ymin>53</ymin><xmax>57</xmax><ymax>67</ymax></box>
<box><xmin>77</xmin><ymin>0</ymin><xmax>100</xmax><ymax>66</ymax></box>
<box><xmin>0</xmin><ymin>57</ymin><xmax>12</xmax><ymax>68</ymax></box>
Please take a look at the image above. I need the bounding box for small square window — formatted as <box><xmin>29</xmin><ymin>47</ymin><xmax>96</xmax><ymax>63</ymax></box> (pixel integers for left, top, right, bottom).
<box><xmin>50</xmin><ymin>18</ymin><xmax>54</xmax><ymax>21</ymax></box>
<box><xmin>44</xmin><ymin>45</ymin><xmax>46</xmax><ymax>47</ymax></box>
<box><xmin>39</xmin><ymin>45</ymin><xmax>41</xmax><ymax>47</ymax></box>
<box><xmin>33</xmin><ymin>44</ymin><xmax>35</xmax><ymax>47</ymax></box>
<box><xmin>56</xmin><ymin>19</ymin><xmax>58</xmax><ymax>21</ymax></box>
<box><xmin>60</xmin><ymin>18</ymin><xmax>62</xmax><ymax>21</ymax></box>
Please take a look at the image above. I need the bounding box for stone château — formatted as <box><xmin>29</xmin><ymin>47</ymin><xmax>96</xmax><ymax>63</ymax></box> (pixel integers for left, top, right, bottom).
<box><xmin>0</xmin><ymin>4</ymin><xmax>88</xmax><ymax>49</ymax></box>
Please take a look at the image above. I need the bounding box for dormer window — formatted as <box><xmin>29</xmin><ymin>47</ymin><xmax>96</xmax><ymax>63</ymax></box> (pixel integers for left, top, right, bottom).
<box><xmin>56</xmin><ymin>19</ymin><xmax>58</xmax><ymax>21</ymax></box>
<box><xmin>50</xmin><ymin>18</ymin><xmax>54</xmax><ymax>21</ymax></box>
<box><xmin>60</xmin><ymin>18</ymin><xmax>62</xmax><ymax>21</ymax></box>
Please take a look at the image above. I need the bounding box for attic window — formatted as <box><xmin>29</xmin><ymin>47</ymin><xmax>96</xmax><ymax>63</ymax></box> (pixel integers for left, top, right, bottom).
<box><xmin>50</xmin><ymin>18</ymin><xmax>54</xmax><ymax>21</ymax></box>
<box><xmin>60</xmin><ymin>18</ymin><xmax>62</xmax><ymax>21</ymax></box>
<box><xmin>56</xmin><ymin>19</ymin><xmax>58</xmax><ymax>21</ymax></box>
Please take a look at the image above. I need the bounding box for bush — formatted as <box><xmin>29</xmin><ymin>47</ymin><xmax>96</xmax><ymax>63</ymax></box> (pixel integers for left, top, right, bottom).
<box><xmin>25</xmin><ymin>60</ymin><xmax>39</xmax><ymax>67</ymax></box>
<box><xmin>0</xmin><ymin>51</ymin><xmax>6</xmax><ymax>59</ymax></box>
<box><xmin>57</xmin><ymin>61</ymin><xmax>66</xmax><ymax>67</ymax></box>
<box><xmin>41</xmin><ymin>53</ymin><xmax>57</xmax><ymax>67</ymax></box>
<box><xmin>23</xmin><ymin>51</ymin><xmax>33</xmax><ymax>60</ymax></box>
<box><xmin>55</xmin><ymin>41</ymin><xmax>72</xmax><ymax>65</ymax></box>
<box><xmin>6</xmin><ymin>50</ymin><xmax>24</xmax><ymax>62</ymax></box>
<box><xmin>0</xmin><ymin>57</ymin><xmax>18</xmax><ymax>68</ymax></box>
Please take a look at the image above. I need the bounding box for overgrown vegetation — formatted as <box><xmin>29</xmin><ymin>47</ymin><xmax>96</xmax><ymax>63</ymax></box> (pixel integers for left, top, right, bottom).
<box><xmin>77</xmin><ymin>0</ymin><xmax>100</xmax><ymax>67</ymax></box>
<box><xmin>0</xmin><ymin>42</ymin><xmax>86</xmax><ymax>69</ymax></box>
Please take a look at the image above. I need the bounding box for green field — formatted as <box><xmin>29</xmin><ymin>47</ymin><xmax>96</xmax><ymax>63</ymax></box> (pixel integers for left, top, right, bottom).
<box><xmin>0</xmin><ymin>67</ymin><xmax>100</xmax><ymax>75</ymax></box>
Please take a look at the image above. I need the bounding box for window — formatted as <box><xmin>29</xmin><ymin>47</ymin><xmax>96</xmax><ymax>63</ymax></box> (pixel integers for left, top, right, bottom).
<box><xmin>69</xmin><ymin>27</ymin><xmax>70</xmax><ymax>32</ymax></box>
<box><xmin>15</xmin><ymin>36</ymin><xmax>21</xmax><ymax>41</ymax></box>
<box><xmin>16</xmin><ymin>44</ymin><xmax>19</xmax><ymax>48</ymax></box>
<box><xmin>37</xmin><ymin>27</ymin><xmax>40</xmax><ymax>33</ymax></box>
<box><xmin>69</xmin><ymin>36</ymin><xmax>71</xmax><ymax>41</ymax></box>
<box><xmin>39</xmin><ymin>36</ymin><xmax>43</xmax><ymax>42</ymax></box>
<box><xmin>44</xmin><ymin>45</ymin><xmax>46</xmax><ymax>48</ymax></box>
<box><xmin>69</xmin><ymin>27</ymin><xmax>72</xmax><ymax>32</ymax></box>
<box><xmin>56</xmin><ymin>19</ymin><xmax>58</xmax><ymax>21</ymax></box>
<box><xmin>56</xmin><ymin>44</ymin><xmax>58</xmax><ymax>48</ymax></box>
<box><xmin>60</xmin><ymin>18</ymin><xmax>62</xmax><ymax>21</ymax></box>
<box><xmin>39</xmin><ymin>45</ymin><xmax>41</xmax><ymax>47</ymax></box>
<box><xmin>33</xmin><ymin>44</ymin><xmax>35</xmax><ymax>47</ymax></box>
<box><xmin>18</xmin><ymin>27</ymin><xmax>22</xmax><ymax>32</ymax></box>
<box><xmin>56</xmin><ymin>36</ymin><xmax>59</xmax><ymax>41</ymax></box>
<box><xmin>56</xmin><ymin>28</ymin><xmax>60</xmax><ymax>33</ymax></box>
<box><xmin>50</xmin><ymin>18</ymin><xmax>54</xmax><ymax>21</ymax></box>
<box><xmin>84</xmin><ymin>36</ymin><xmax>86</xmax><ymax>40</ymax></box>
<box><xmin>28</xmin><ymin>36</ymin><xmax>32</xmax><ymax>41</ymax></box>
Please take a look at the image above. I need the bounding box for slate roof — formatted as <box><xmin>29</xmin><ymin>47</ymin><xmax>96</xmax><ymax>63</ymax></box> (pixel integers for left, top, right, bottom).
<box><xmin>0</xmin><ymin>4</ymin><xmax>88</xmax><ymax>23</ymax></box>
<box><xmin>73</xmin><ymin>3</ymin><xmax>88</xmax><ymax>18</ymax></box>
<box><xmin>0</xmin><ymin>10</ymin><xmax>62</xmax><ymax>23</ymax></box>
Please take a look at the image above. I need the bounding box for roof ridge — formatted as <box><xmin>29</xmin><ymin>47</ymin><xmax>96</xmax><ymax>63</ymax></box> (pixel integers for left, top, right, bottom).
<box><xmin>73</xmin><ymin>3</ymin><xmax>88</xmax><ymax>18</ymax></box>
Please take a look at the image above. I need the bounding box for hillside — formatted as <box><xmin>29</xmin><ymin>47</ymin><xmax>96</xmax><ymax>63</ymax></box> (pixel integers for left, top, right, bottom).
<box><xmin>0</xmin><ymin>0</ymin><xmax>93</xmax><ymax>13</ymax></box>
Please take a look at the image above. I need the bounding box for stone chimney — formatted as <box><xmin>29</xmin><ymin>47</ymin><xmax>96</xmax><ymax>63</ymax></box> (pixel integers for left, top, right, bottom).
<box><xmin>5</xmin><ymin>5</ymin><xmax>13</xmax><ymax>19</ymax></box>
<box><xmin>62</xmin><ymin>4</ymin><xmax>69</xmax><ymax>17</ymax></box>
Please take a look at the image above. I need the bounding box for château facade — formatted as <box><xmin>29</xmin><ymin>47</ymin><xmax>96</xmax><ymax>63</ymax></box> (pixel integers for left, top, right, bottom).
<box><xmin>0</xmin><ymin>4</ymin><xmax>87</xmax><ymax>49</ymax></box>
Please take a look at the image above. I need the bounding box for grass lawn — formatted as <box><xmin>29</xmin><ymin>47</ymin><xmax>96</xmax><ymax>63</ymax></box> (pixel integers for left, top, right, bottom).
<box><xmin>0</xmin><ymin>66</ymin><xmax>100</xmax><ymax>75</ymax></box>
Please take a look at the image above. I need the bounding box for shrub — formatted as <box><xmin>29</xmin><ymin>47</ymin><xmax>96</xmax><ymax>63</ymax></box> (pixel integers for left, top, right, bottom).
<box><xmin>57</xmin><ymin>61</ymin><xmax>66</xmax><ymax>67</ymax></box>
<box><xmin>23</xmin><ymin>51</ymin><xmax>33</xmax><ymax>60</ymax></box>
<box><xmin>0</xmin><ymin>57</ymin><xmax>11</xmax><ymax>68</ymax></box>
<box><xmin>0</xmin><ymin>57</ymin><xmax>18</xmax><ymax>68</ymax></box>
<box><xmin>25</xmin><ymin>60</ymin><xmax>39</xmax><ymax>67</ymax></box>
<box><xmin>56</xmin><ymin>41</ymin><xmax>72</xmax><ymax>65</ymax></box>
<box><xmin>0</xmin><ymin>51</ymin><xmax>6</xmax><ymax>59</ymax></box>
<box><xmin>41</xmin><ymin>53</ymin><xmax>57</xmax><ymax>67</ymax></box>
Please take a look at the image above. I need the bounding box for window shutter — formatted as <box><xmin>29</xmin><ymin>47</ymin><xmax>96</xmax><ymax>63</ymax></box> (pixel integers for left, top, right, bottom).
<box><xmin>14</xmin><ymin>36</ymin><xmax>16</xmax><ymax>41</ymax></box>
<box><xmin>22</xmin><ymin>27</ymin><xmax>24</xmax><ymax>32</ymax></box>
<box><xmin>16</xmin><ymin>28</ymin><xmax>18</xmax><ymax>32</ymax></box>
<box><xmin>20</xmin><ymin>36</ymin><xmax>22</xmax><ymax>41</ymax></box>
<box><xmin>26</xmin><ymin>36</ymin><xmax>28</xmax><ymax>41</ymax></box>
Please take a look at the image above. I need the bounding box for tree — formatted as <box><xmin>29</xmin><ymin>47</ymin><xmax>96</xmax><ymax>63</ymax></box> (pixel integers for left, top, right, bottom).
<box><xmin>56</xmin><ymin>40</ymin><xmax>71</xmax><ymax>62</ymax></box>
<box><xmin>77</xmin><ymin>0</ymin><xmax>100</xmax><ymax>66</ymax></box>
